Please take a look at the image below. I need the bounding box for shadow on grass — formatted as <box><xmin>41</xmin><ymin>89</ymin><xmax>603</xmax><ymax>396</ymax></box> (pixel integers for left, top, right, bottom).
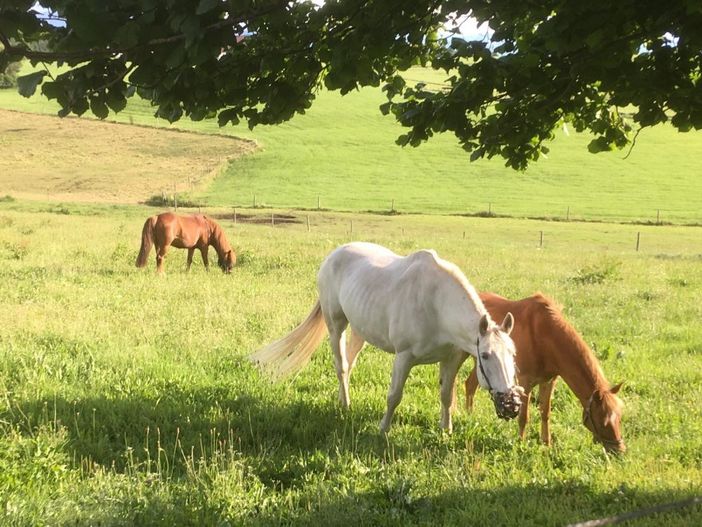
<box><xmin>3</xmin><ymin>387</ymin><xmax>701</xmax><ymax>526</ymax></box>
<box><xmin>3</xmin><ymin>383</ymin><xmax>467</xmax><ymax>481</ymax></box>
<box><xmin>242</xmin><ymin>484</ymin><xmax>702</xmax><ymax>527</ymax></box>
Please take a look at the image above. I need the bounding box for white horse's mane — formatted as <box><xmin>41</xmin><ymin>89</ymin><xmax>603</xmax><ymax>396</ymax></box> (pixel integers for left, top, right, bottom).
<box><xmin>426</xmin><ymin>250</ymin><xmax>492</xmax><ymax>323</ymax></box>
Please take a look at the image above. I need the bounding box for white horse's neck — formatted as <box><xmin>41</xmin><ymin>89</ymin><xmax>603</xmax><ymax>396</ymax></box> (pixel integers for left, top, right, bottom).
<box><xmin>428</xmin><ymin>253</ymin><xmax>491</xmax><ymax>350</ymax></box>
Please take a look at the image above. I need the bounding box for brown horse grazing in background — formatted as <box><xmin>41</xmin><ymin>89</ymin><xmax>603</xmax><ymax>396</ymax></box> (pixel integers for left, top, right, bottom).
<box><xmin>464</xmin><ymin>292</ymin><xmax>625</xmax><ymax>453</ymax></box>
<box><xmin>135</xmin><ymin>212</ymin><xmax>236</xmax><ymax>273</ymax></box>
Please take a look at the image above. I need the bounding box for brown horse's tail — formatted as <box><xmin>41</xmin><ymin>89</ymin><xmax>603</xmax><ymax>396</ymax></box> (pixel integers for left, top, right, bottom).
<box><xmin>135</xmin><ymin>216</ymin><xmax>156</xmax><ymax>268</ymax></box>
<box><xmin>249</xmin><ymin>300</ymin><xmax>327</xmax><ymax>379</ymax></box>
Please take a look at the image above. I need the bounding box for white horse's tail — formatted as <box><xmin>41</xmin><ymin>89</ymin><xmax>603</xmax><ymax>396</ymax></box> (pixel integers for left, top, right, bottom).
<box><xmin>249</xmin><ymin>299</ymin><xmax>328</xmax><ymax>379</ymax></box>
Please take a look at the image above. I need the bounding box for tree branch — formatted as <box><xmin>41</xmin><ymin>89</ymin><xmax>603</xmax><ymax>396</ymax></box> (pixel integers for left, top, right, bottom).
<box><xmin>0</xmin><ymin>4</ymin><xmax>283</xmax><ymax>63</ymax></box>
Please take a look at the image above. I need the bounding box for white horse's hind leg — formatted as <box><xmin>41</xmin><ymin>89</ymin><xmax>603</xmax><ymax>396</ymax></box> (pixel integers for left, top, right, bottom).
<box><xmin>379</xmin><ymin>352</ymin><xmax>414</xmax><ymax>433</ymax></box>
<box><xmin>346</xmin><ymin>327</ymin><xmax>366</xmax><ymax>377</ymax></box>
<box><xmin>329</xmin><ymin>327</ymin><xmax>351</xmax><ymax>408</ymax></box>
<box><xmin>439</xmin><ymin>353</ymin><xmax>466</xmax><ymax>433</ymax></box>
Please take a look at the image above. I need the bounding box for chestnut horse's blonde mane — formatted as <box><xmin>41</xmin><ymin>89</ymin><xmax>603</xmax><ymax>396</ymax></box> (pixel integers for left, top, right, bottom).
<box><xmin>530</xmin><ymin>293</ymin><xmax>620</xmax><ymax>410</ymax></box>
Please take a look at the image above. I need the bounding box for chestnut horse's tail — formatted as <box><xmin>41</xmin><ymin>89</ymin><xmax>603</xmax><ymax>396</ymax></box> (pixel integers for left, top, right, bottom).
<box><xmin>249</xmin><ymin>300</ymin><xmax>327</xmax><ymax>379</ymax></box>
<box><xmin>136</xmin><ymin>216</ymin><xmax>157</xmax><ymax>268</ymax></box>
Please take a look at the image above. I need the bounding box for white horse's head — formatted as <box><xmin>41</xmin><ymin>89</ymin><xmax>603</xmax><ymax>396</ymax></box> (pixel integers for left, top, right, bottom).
<box><xmin>476</xmin><ymin>312</ymin><xmax>523</xmax><ymax>419</ymax></box>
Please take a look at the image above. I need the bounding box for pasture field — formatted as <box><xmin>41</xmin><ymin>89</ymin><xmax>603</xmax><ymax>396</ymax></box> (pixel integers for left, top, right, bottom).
<box><xmin>2</xmin><ymin>69</ymin><xmax>702</xmax><ymax>223</ymax></box>
<box><xmin>0</xmin><ymin>109</ymin><xmax>256</xmax><ymax>204</ymax></box>
<box><xmin>0</xmin><ymin>200</ymin><xmax>701</xmax><ymax>526</ymax></box>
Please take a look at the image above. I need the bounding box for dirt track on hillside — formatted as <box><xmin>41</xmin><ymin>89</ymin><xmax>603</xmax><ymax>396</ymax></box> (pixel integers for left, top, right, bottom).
<box><xmin>0</xmin><ymin>109</ymin><xmax>257</xmax><ymax>203</ymax></box>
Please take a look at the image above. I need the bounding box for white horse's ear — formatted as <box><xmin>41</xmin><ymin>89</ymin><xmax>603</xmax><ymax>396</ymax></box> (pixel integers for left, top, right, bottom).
<box><xmin>501</xmin><ymin>312</ymin><xmax>514</xmax><ymax>335</ymax></box>
<box><xmin>479</xmin><ymin>314</ymin><xmax>489</xmax><ymax>337</ymax></box>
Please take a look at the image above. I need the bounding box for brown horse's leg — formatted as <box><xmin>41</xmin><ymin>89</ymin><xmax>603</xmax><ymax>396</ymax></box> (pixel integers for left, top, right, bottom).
<box><xmin>538</xmin><ymin>378</ymin><xmax>558</xmax><ymax>445</ymax></box>
<box><xmin>186</xmin><ymin>248</ymin><xmax>195</xmax><ymax>271</ymax></box>
<box><xmin>518</xmin><ymin>388</ymin><xmax>532</xmax><ymax>440</ymax></box>
<box><xmin>156</xmin><ymin>245</ymin><xmax>169</xmax><ymax>273</ymax></box>
<box><xmin>464</xmin><ymin>364</ymin><xmax>479</xmax><ymax>412</ymax></box>
<box><xmin>200</xmin><ymin>246</ymin><xmax>209</xmax><ymax>270</ymax></box>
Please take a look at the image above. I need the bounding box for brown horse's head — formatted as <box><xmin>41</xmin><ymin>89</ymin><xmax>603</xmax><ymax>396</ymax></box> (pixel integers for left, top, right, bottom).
<box><xmin>218</xmin><ymin>249</ymin><xmax>236</xmax><ymax>274</ymax></box>
<box><xmin>583</xmin><ymin>382</ymin><xmax>625</xmax><ymax>453</ymax></box>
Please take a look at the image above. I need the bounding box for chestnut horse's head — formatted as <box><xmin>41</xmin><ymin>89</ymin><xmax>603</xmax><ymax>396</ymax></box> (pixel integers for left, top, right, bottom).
<box><xmin>583</xmin><ymin>383</ymin><xmax>625</xmax><ymax>453</ymax></box>
<box><xmin>218</xmin><ymin>249</ymin><xmax>236</xmax><ymax>274</ymax></box>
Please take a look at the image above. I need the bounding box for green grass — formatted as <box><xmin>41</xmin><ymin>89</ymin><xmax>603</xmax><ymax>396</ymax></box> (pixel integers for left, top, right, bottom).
<box><xmin>0</xmin><ymin>200</ymin><xmax>701</xmax><ymax>525</ymax></box>
<box><xmin>1</xmin><ymin>67</ymin><xmax>702</xmax><ymax>223</ymax></box>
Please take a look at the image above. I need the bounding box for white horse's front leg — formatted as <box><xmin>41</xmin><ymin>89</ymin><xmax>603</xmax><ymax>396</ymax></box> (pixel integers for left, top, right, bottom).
<box><xmin>380</xmin><ymin>352</ymin><xmax>414</xmax><ymax>433</ymax></box>
<box><xmin>439</xmin><ymin>353</ymin><xmax>467</xmax><ymax>433</ymax></box>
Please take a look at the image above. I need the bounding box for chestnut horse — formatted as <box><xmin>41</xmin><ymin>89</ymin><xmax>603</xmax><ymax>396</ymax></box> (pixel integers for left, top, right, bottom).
<box><xmin>135</xmin><ymin>212</ymin><xmax>235</xmax><ymax>273</ymax></box>
<box><xmin>464</xmin><ymin>292</ymin><xmax>625</xmax><ymax>453</ymax></box>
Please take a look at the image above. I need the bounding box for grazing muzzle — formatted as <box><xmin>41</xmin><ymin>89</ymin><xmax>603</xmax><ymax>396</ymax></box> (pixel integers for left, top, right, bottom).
<box><xmin>492</xmin><ymin>387</ymin><xmax>524</xmax><ymax>420</ymax></box>
<box><xmin>582</xmin><ymin>392</ymin><xmax>626</xmax><ymax>454</ymax></box>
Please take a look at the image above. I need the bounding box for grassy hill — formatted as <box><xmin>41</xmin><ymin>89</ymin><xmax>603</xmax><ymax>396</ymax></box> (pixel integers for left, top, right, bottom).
<box><xmin>1</xmin><ymin>67</ymin><xmax>701</xmax><ymax>223</ymax></box>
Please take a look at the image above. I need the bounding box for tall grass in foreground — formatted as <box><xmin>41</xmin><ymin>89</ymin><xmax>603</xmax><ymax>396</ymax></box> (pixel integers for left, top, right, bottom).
<box><xmin>0</xmin><ymin>202</ymin><xmax>700</xmax><ymax>525</ymax></box>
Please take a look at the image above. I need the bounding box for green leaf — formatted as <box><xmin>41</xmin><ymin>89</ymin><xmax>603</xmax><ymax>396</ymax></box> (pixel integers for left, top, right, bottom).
<box><xmin>16</xmin><ymin>71</ymin><xmax>47</xmax><ymax>98</ymax></box>
<box><xmin>196</xmin><ymin>0</ymin><xmax>220</xmax><ymax>15</ymax></box>
<box><xmin>218</xmin><ymin>108</ymin><xmax>240</xmax><ymax>126</ymax></box>
<box><xmin>106</xmin><ymin>89</ymin><xmax>127</xmax><ymax>113</ymax></box>
<box><xmin>90</xmin><ymin>96</ymin><xmax>109</xmax><ymax>119</ymax></box>
<box><xmin>587</xmin><ymin>136</ymin><xmax>611</xmax><ymax>154</ymax></box>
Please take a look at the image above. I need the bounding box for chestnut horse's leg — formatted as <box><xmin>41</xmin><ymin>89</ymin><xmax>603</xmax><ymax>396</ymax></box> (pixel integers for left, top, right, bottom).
<box><xmin>156</xmin><ymin>245</ymin><xmax>169</xmax><ymax>273</ymax></box>
<box><xmin>199</xmin><ymin>246</ymin><xmax>209</xmax><ymax>270</ymax></box>
<box><xmin>538</xmin><ymin>378</ymin><xmax>558</xmax><ymax>445</ymax></box>
<box><xmin>464</xmin><ymin>366</ymin><xmax>479</xmax><ymax>412</ymax></box>
<box><xmin>186</xmin><ymin>248</ymin><xmax>195</xmax><ymax>271</ymax></box>
<box><xmin>518</xmin><ymin>388</ymin><xmax>533</xmax><ymax>440</ymax></box>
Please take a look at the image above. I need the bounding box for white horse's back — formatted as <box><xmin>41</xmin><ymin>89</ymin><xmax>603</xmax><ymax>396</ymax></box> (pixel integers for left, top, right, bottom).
<box><xmin>318</xmin><ymin>242</ymin><xmax>482</xmax><ymax>355</ymax></box>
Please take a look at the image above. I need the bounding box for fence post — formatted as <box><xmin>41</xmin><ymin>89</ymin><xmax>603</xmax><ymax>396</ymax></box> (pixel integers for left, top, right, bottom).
<box><xmin>636</xmin><ymin>232</ymin><xmax>641</xmax><ymax>251</ymax></box>
<box><xmin>306</xmin><ymin>215</ymin><xmax>310</xmax><ymax>232</ymax></box>
<box><xmin>566</xmin><ymin>206</ymin><xmax>570</xmax><ymax>221</ymax></box>
<box><xmin>391</xmin><ymin>199</ymin><xmax>395</xmax><ymax>213</ymax></box>
<box><xmin>656</xmin><ymin>209</ymin><xmax>660</xmax><ymax>224</ymax></box>
<box><xmin>350</xmin><ymin>219</ymin><xmax>353</xmax><ymax>235</ymax></box>
<box><xmin>253</xmin><ymin>194</ymin><xmax>256</xmax><ymax>208</ymax></box>
<box><xmin>233</xmin><ymin>208</ymin><xmax>237</xmax><ymax>225</ymax></box>
<box><xmin>271</xmin><ymin>212</ymin><xmax>275</xmax><ymax>226</ymax></box>
<box><xmin>539</xmin><ymin>230</ymin><xmax>543</xmax><ymax>248</ymax></box>
<box><xmin>317</xmin><ymin>196</ymin><xmax>320</xmax><ymax>210</ymax></box>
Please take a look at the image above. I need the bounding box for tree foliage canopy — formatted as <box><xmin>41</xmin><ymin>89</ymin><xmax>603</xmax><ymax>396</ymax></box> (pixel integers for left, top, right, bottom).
<box><xmin>1</xmin><ymin>0</ymin><xmax>701</xmax><ymax>169</ymax></box>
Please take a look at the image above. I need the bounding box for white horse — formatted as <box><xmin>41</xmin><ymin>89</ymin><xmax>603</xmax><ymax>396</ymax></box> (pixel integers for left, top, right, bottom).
<box><xmin>251</xmin><ymin>242</ymin><xmax>521</xmax><ymax>432</ymax></box>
